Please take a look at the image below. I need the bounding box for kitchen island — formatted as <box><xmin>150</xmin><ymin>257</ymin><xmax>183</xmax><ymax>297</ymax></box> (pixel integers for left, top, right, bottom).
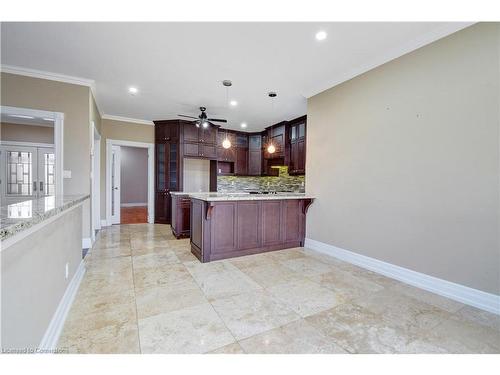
<box><xmin>189</xmin><ymin>193</ymin><xmax>314</xmax><ymax>262</ymax></box>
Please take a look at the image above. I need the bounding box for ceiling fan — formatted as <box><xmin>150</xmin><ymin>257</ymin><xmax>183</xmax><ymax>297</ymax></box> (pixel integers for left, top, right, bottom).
<box><xmin>178</xmin><ymin>107</ymin><xmax>227</xmax><ymax>128</ymax></box>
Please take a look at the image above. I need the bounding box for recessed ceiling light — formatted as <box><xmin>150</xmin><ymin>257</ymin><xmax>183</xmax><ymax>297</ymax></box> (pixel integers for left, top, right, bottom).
<box><xmin>128</xmin><ymin>87</ymin><xmax>138</xmax><ymax>95</ymax></box>
<box><xmin>9</xmin><ymin>114</ymin><xmax>35</xmax><ymax>119</ymax></box>
<box><xmin>240</xmin><ymin>122</ymin><xmax>247</xmax><ymax>129</ymax></box>
<box><xmin>42</xmin><ymin>118</ymin><xmax>53</xmax><ymax>121</ymax></box>
<box><xmin>315</xmin><ymin>31</ymin><xmax>327</xmax><ymax>41</ymax></box>
<box><xmin>230</xmin><ymin>100</ymin><xmax>238</xmax><ymax>106</ymax></box>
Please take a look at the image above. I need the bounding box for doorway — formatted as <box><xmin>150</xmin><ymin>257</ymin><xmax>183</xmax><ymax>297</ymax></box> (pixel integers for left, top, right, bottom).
<box><xmin>106</xmin><ymin>139</ymin><xmax>154</xmax><ymax>225</ymax></box>
<box><xmin>0</xmin><ymin>106</ymin><xmax>63</xmax><ymax>202</ymax></box>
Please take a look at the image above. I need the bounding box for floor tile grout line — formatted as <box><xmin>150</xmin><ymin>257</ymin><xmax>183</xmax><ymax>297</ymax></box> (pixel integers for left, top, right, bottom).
<box><xmin>182</xmin><ymin>261</ymin><xmax>242</xmax><ymax>353</ymax></box>
<box><xmin>129</xmin><ymin>233</ymin><xmax>144</xmax><ymax>354</ymax></box>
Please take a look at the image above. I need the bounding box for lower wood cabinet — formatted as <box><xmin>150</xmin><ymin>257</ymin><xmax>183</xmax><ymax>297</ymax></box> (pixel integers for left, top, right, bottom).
<box><xmin>190</xmin><ymin>198</ymin><xmax>313</xmax><ymax>262</ymax></box>
<box><xmin>155</xmin><ymin>191</ymin><xmax>171</xmax><ymax>224</ymax></box>
<box><xmin>171</xmin><ymin>194</ymin><xmax>191</xmax><ymax>238</ymax></box>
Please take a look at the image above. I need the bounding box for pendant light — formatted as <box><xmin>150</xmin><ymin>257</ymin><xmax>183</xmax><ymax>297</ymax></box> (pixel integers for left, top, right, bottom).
<box><xmin>222</xmin><ymin>80</ymin><xmax>233</xmax><ymax>149</ymax></box>
<box><xmin>267</xmin><ymin>91</ymin><xmax>277</xmax><ymax>154</ymax></box>
<box><xmin>222</xmin><ymin>130</ymin><xmax>231</xmax><ymax>149</ymax></box>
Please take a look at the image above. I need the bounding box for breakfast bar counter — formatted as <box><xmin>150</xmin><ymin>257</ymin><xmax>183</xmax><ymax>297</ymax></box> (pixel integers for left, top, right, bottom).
<box><xmin>189</xmin><ymin>193</ymin><xmax>314</xmax><ymax>262</ymax></box>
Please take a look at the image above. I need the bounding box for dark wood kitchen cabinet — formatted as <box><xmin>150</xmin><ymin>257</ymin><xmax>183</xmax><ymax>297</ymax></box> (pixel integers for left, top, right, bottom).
<box><xmin>248</xmin><ymin>134</ymin><xmax>262</xmax><ymax>175</ymax></box>
<box><xmin>235</xmin><ymin>147</ymin><xmax>248</xmax><ymax>175</ymax></box>
<box><xmin>288</xmin><ymin>115</ymin><xmax>306</xmax><ymax>175</ymax></box>
<box><xmin>182</xmin><ymin>123</ymin><xmax>218</xmax><ymax>159</ymax></box>
<box><xmin>263</xmin><ymin>122</ymin><xmax>286</xmax><ymax>160</ymax></box>
<box><xmin>154</xmin><ymin>120</ymin><xmax>183</xmax><ymax>224</ymax></box>
<box><xmin>190</xmin><ymin>197</ymin><xmax>314</xmax><ymax>262</ymax></box>
<box><xmin>171</xmin><ymin>194</ymin><xmax>191</xmax><ymax>238</ymax></box>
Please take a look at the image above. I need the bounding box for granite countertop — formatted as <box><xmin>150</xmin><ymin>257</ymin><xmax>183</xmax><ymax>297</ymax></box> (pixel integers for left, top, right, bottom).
<box><xmin>0</xmin><ymin>194</ymin><xmax>90</xmax><ymax>242</ymax></box>
<box><xmin>170</xmin><ymin>191</ymin><xmax>249</xmax><ymax>196</ymax></box>
<box><xmin>189</xmin><ymin>192</ymin><xmax>314</xmax><ymax>201</ymax></box>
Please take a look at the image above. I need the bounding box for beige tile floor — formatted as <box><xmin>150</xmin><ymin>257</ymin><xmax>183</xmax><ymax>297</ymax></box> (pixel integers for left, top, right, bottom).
<box><xmin>58</xmin><ymin>224</ymin><xmax>500</xmax><ymax>354</ymax></box>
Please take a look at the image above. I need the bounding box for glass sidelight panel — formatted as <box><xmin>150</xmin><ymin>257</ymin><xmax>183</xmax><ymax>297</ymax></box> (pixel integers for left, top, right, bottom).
<box><xmin>157</xmin><ymin>144</ymin><xmax>166</xmax><ymax>191</ymax></box>
<box><xmin>169</xmin><ymin>143</ymin><xmax>178</xmax><ymax>190</ymax></box>
<box><xmin>38</xmin><ymin>148</ymin><xmax>55</xmax><ymax>197</ymax></box>
<box><xmin>43</xmin><ymin>153</ymin><xmax>55</xmax><ymax>195</ymax></box>
<box><xmin>7</xmin><ymin>151</ymin><xmax>33</xmax><ymax>196</ymax></box>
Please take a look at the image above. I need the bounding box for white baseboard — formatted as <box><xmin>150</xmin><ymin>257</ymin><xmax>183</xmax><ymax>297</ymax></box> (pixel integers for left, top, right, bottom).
<box><xmin>39</xmin><ymin>260</ymin><xmax>86</xmax><ymax>351</ymax></box>
<box><xmin>82</xmin><ymin>237</ymin><xmax>92</xmax><ymax>249</ymax></box>
<box><xmin>304</xmin><ymin>238</ymin><xmax>500</xmax><ymax>315</ymax></box>
<box><xmin>120</xmin><ymin>202</ymin><xmax>147</xmax><ymax>207</ymax></box>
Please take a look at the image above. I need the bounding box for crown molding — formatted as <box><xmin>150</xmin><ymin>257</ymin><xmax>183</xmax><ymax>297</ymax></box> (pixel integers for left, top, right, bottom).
<box><xmin>303</xmin><ymin>22</ymin><xmax>476</xmax><ymax>98</ymax></box>
<box><xmin>1</xmin><ymin>64</ymin><xmax>96</xmax><ymax>91</ymax></box>
<box><xmin>101</xmin><ymin>114</ymin><xmax>154</xmax><ymax>126</ymax></box>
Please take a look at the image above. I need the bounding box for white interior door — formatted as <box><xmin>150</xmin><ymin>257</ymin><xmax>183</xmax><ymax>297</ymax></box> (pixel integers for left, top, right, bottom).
<box><xmin>110</xmin><ymin>145</ymin><xmax>121</xmax><ymax>224</ymax></box>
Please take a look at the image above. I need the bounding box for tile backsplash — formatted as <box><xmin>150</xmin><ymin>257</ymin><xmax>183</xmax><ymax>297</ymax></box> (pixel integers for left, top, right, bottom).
<box><xmin>217</xmin><ymin>167</ymin><xmax>305</xmax><ymax>193</ymax></box>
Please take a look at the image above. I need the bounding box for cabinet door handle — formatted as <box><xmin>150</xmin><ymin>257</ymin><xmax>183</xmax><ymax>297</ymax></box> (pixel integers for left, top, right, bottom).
<box><xmin>33</xmin><ymin>181</ymin><xmax>37</xmax><ymax>192</ymax></box>
<box><xmin>40</xmin><ymin>181</ymin><xmax>44</xmax><ymax>191</ymax></box>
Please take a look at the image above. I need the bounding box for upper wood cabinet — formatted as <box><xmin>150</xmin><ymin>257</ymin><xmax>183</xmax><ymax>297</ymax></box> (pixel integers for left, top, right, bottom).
<box><xmin>183</xmin><ymin>123</ymin><xmax>200</xmax><ymax>143</ymax></box>
<box><xmin>248</xmin><ymin>134</ymin><xmax>262</xmax><ymax>175</ymax></box>
<box><xmin>183</xmin><ymin>123</ymin><xmax>217</xmax><ymax>144</ymax></box>
<box><xmin>155</xmin><ymin>120</ymin><xmax>180</xmax><ymax>142</ymax></box>
<box><xmin>182</xmin><ymin>123</ymin><xmax>218</xmax><ymax>159</ymax></box>
<box><xmin>235</xmin><ymin>147</ymin><xmax>248</xmax><ymax>175</ymax></box>
<box><xmin>288</xmin><ymin>115</ymin><xmax>306</xmax><ymax>175</ymax></box>
<box><xmin>263</xmin><ymin>122</ymin><xmax>286</xmax><ymax>159</ymax></box>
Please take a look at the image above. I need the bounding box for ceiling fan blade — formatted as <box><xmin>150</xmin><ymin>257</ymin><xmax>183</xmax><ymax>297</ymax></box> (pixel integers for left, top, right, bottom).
<box><xmin>178</xmin><ymin>114</ymin><xmax>198</xmax><ymax>119</ymax></box>
<box><xmin>207</xmin><ymin>118</ymin><xmax>227</xmax><ymax>123</ymax></box>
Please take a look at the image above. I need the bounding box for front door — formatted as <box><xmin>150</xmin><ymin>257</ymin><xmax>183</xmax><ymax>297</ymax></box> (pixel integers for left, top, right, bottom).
<box><xmin>110</xmin><ymin>145</ymin><xmax>121</xmax><ymax>224</ymax></box>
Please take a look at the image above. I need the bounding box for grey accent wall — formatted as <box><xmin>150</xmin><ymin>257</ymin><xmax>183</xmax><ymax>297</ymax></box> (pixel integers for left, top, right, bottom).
<box><xmin>306</xmin><ymin>23</ymin><xmax>500</xmax><ymax>295</ymax></box>
<box><xmin>120</xmin><ymin>146</ymin><xmax>148</xmax><ymax>205</ymax></box>
<box><xmin>1</xmin><ymin>205</ymin><xmax>82</xmax><ymax>350</ymax></box>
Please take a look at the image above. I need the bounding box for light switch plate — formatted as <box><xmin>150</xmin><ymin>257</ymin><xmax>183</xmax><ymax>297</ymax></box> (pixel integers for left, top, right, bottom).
<box><xmin>63</xmin><ymin>170</ymin><xmax>72</xmax><ymax>178</ymax></box>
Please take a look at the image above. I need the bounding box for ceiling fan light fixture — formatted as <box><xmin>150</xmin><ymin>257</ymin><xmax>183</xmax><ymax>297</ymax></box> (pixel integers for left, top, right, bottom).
<box><xmin>202</xmin><ymin>120</ymin><xmax>209</xmax><ymax>128</ymax></box>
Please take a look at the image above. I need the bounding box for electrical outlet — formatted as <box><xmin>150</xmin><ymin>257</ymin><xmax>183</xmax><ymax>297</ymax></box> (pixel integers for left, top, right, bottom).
<box><xmin>65</xmin><ymin>263</ymin><xmax>69</xmax><ymax>280</ymax></box>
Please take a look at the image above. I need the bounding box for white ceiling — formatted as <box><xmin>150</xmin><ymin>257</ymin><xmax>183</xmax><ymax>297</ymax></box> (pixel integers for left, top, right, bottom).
<box><xmin>1</xmin><ymin>22</ymin><xmax>471</xmax><ymax>132</ymax></box>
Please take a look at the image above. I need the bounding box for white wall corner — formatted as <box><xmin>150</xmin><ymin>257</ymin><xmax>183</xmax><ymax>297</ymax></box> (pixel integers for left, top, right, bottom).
<box><xmin>38</xmin><ymin>261</ymin><xmax>86</xmax><ymax>352</ymax></box>
<box><xmin>304</xmin><ymin>238</ymin><xmax>500</xmax><ymax>315</ymax></box>
<box><xmin>81</xmin><ymin>237</ymin><xmax>92</xmax><ymax>250</ymax></box>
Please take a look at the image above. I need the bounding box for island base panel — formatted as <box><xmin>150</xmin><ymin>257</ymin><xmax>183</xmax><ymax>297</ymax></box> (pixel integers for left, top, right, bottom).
<box><xmin>190</xmin><ymin>198</ymin><xmax>312</xmax><ymax>262</ymax></box>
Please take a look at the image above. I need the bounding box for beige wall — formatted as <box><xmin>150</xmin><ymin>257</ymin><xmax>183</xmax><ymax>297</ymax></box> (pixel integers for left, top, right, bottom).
<box><xmin>306</xmin><ymin>23</ymin><xmax>499</xmax><ymax>294</ymax></box>
<box><xmin>1</xmin><ymin>205</ymin><xmax>82</xmax><ymax>349</ymax></box>
<box><xmin>0</xmin><ymin>122</ymin><xmax>55</xmax><ymax>144</ymax></box>
<box><xmin>183</xmin><ymin>158</ymin><xmax>210</xmax><ymax>192</ymax></box>
<box><xmin>100</xmin><ymin>118</ymin><xmax>154</xmax><ymax>217</ymax></box>
<box><xmin>1</xmin><ymin>73</ymin><xmax>94</xmax><ymax>238</ymax></box>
